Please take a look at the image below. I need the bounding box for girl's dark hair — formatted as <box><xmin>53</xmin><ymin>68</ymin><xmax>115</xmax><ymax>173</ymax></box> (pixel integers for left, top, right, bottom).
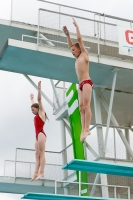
<box><xmin>31</xmin><ymin>103</ymin><xmax>49</xmax><ymax>120</ymax></box>
<box><xmin>31</xmin><ymin>103</ymin><xmax>39</xmax><ymax>109</ymax></box>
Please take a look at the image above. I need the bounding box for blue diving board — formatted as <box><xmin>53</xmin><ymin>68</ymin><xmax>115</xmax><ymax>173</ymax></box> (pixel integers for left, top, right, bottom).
<box><xmin>21</xmin><ymin>192</ymin><xmax>125</xmax><ymax>200</ymax></box>
<box><xmin>62</xmin><ymin>159</ymin><xmax>133</xmax><ymax>177</ymax></box>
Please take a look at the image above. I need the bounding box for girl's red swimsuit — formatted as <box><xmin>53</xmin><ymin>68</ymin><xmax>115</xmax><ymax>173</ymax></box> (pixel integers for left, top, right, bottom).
<box><xmin>34</xmin><ymin>113</ymin><xmax>46</xmax><ymax>140</ymax></box>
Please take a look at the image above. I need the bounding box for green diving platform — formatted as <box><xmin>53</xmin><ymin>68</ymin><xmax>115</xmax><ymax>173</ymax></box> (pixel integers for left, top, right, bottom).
<box><xmin>21</xmin><ymin>192</ymin><xmax>125</xmax><ymax>200</ymax></box>
<box><xmin>62</xmin><ymin>159</ymin><xmax>133</xmax><ymax>177</ymax></box>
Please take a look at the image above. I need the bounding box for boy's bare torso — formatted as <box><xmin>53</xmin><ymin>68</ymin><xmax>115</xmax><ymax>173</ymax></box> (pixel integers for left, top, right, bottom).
<box><xmin>75</xmin><ymin>51</ymin><xmax>90</xmax><ymax>83</ymax></box>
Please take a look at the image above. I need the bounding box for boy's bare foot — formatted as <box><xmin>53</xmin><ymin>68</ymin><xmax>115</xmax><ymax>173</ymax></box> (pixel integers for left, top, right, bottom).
<box><xmin>31</xmin><ymin>174</ymin><xmax>38</xmax><ymax>182</ymax></box>
<box><xmin>35</xmin><ymin>173</ymin><xmax>44</xmax><ymax>180</ymax></box>
<box><xmin>80</xmin><ymin>131</ymin><xmax>91</xmax><ymax>142</ymax></box>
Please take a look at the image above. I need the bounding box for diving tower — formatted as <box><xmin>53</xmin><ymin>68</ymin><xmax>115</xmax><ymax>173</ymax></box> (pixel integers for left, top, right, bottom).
<box><xmin>0</xmin><ymin>8</ymin><xmax>133</xmax><ymax>126</ymax></box>
<box><xmin>0</xmin><ymin>0</ymin><xmax>133</xmax><ymax>199</ymax></box>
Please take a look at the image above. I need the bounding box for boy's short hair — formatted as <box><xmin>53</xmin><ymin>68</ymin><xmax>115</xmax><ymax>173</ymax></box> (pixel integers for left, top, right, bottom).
<box><xmin>31</xmin><ymin>103</ymin><xmax>39</xmax><ymax>108</ymax></box>
<box><xmin>71</xmin><ymin>42</ymin><xmax>81</xmax><ymax>49</ymax></box>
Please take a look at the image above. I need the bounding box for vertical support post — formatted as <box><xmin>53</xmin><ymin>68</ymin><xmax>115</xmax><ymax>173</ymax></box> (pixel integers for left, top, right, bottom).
<box><xmin>63</xmin><ymin>82</ymin><xmax>65</xmax><ymax>104</ymax></box>
<box><xmin>63</xmin><ymin>118</ymin><xmax>72</xmax><ymax>137</ymax></box>
<box><xmin>93</xmin><ymin>88</ymin><xmax>109</xmax><ymax>197</ymax></box>
<box><xmin>10</xmin><ymin>0</ymin><xmax>13</xmax><ymax>25</ymax></box>
<box><xmin>128</xmin><ymin>187</ymin><xmax>130</xmax><ymax>200</ymax></box>
<box><xmin>94</xmin><ymin>14</ymin><xmax>101</xmax><ymax>38</ymax></box>
<box><xmin>60</xmin><ymin>121</ymin><xmax>67</xmax><ymax>166</ymax></box>
<box><xmin>93</xmin><ymin>88</ymin><xmax>104</xmax><ymax>157</ymax></box>
<box><xmin>100</xmin><ymin>175</ymin><xmax>109</xmax><ymax>197</ymax></box>
<box><xmin>104</xmin><ymin>69</ymin><xmax>118</xmax><ymax>152</ymax></box>
<box><xmin>94</xmin><ymin>14</ymin><xmax>96</xmax><ymax>37</ymax></box>
<box><xmin>103</xmin><ymin>13</ymin><xmax>106</xmax><ymax>44</ymax></box>
<box><xmin>14</xmin><ymin>148</ymin><xmax>17</xmax><ymax>183</ymax></box>
<box><xmin>99</xmin><ymin>90</ymin><xmax>133</xmax><ymax>159</ymax></box>
<box><xmin>99</xmin><ymin>15</ymin><xmax>101</xmax><ymax>39</ymax></box>
<box><xmin>59</xmin><ymin>5</ymin><xmax>61</xmax><ymax>33</ymax></box>
<box><xmin>97</xmin><ymin>22</ymin><xmax>100</xmax><ymax>61</ymax></box>
<box><xmin>60</xmin><ymin>120</ymin><xmax>68</xmax><ymax>195</ymax></box>
<box><xmin>114</xmin><ymin>186</ymin><xmax>116</xmax><ymax>198</ymax></box>
<box><xmin>125</xmin><ymin>128</ymin><xmax>130</xmax><ymax>160</ymax></box>
<box><xmin>37</xmin><ymin>9</ymin><xmax>40</xmax><ymax>50</ymax></box>
<box><xmin>29</xmin><ymin>163</ymin><xmax>31</xmax><ymax>178</ymax></box>
<box><xmin>55</xmin><ymin>181</ymin><xmax>57</xmax><ymax>194</ymax></box>
<box><xmin>79</xmin><ymin>171</ymin><xmax>81</xmax><ymax>196</ymax></box>
<box><xmin>113</xmin><ymin>128</ymin><xmax>116</xmax><ymax>161</ymax></box>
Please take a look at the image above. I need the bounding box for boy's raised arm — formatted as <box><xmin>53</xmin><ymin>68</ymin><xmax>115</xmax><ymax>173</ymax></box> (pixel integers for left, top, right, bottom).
<box><xmin>63</xmin><ymin>26</ymin><xmax>73</xmax><ymax>48</ymax></box>
<box><xmin>72</xmin><ymin>18</ymin><xmax>87</xmax><ymax>53</ymax></box>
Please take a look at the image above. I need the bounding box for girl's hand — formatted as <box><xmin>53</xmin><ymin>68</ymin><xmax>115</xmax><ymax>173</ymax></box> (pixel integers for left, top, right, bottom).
<box><xmin>38</xmin><ymin>81</ymin><xmax>41</xmax><ymax>89</ymax></box>
<box><xmin>30</xmin><ymin>93</ymin><xmax>34</xmax><ymax>100</ymax></box>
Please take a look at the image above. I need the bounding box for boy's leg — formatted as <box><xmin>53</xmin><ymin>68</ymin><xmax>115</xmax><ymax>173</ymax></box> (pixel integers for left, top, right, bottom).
<box><xmin>31</xmin><ymin>140</ymin><xmax>40</xmax><ymax>182</ymax></box>
<box><xmin>78</xmin><ymin>89</ymin><xmax>85</xmax><ymax>133</ymax></box>
<box><xmin>80</xmin><ymin>84</ymin><xmax>92</xmax><ymax>142</ymax></box>
<box><xmin>36</xmin><ymin>133</ymin><xmax>46</xmax><ymax>180</ymax></box>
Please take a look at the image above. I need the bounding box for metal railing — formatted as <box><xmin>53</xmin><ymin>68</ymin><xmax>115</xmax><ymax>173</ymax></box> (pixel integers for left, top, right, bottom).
<box><xmin>55</xmin><ymin>179</ymin><xmax>130</xmax><ymax>199</ymax></box>
<box><xmin>11</xmin><ymin>0</ymin><xmax>133</xmax><ymax>29</ymax></box>
<box><xmin>37</xmin><ymin>8</ymin><xmax>117</xmax><ymax>57</ymax></box>
<box><xmin>3</xmin><ymin>158</ymin><xmax>131</xmax><ymax>199</ymax></box>
<box><xmin>10</xmin><ymin>0</ymin><xmax>133</xmax><ymax>61</ymax></box>
<box><xmin>4</xmin><ymin>160</ymin><xmax>64</xmax><ymax>181</ymax></box>
<box><xmin>21</xmin><ymin>9</ymin><xmax>133</xmax><ymax>61</ymax></box>
<box><xmin>22</xmin><ymin>34</ymin><xmax>90</xmax><ymax>50</ymax></box>
<box><xmin>8</xmin><ymin>1</ymin><xmax>129</xmax><ymax>61</ymax></box>
<box><xmin>38</xmin><ymin>0</ymin><xmax>132</xmax><ymax>28</ymax></box>
<box><xmin>88</xmin><ymin>124</ymin><xmax>133</xmax><ymax>161</ymax></box>
<box><xmin>4</xmin><ymin>145</ymin><xmax>74</xmax><ymax>181</ymax></box>
<box><xmin>4</xmin><ymin>123</ymin><xmax>133</xmax><ymax>181</ymax></box>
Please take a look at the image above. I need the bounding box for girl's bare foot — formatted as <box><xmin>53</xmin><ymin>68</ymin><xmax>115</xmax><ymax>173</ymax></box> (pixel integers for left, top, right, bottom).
<box><xmin>35</xmin><ymin>173</ymin><xmax>44</xmax><ymax>180</ymax></box>
<box><xmin>31</xmin><ymin>173</ymin><xmax>38</xmax><ymax>182</ymax></box>
<box><xmin>80</xmin><ymin>131</ymin><xmax>91</xmax><ymax>142</ymax></box>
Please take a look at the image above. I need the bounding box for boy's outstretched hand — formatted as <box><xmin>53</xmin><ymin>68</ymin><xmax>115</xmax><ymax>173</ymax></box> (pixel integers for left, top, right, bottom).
<box><xmin>72</xmin><ymin>18</ymin><xmax>78</xmax><ymax>27</ymax></box>
<box><xmin>63</xmin><ymin>26</ymin><xmax>69</xmax><ymax>35</ymax></box>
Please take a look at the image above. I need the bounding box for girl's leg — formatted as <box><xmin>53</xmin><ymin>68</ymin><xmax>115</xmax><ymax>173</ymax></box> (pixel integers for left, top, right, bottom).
<box><xmin>31</xmin><ymin>140</ymin><xmax>40</xmax><ymax>182</ymax></box>
<box><xmin>36</xmin><ymin>132</ymin><xmax>46</xmax><ymax>180</ymax></box>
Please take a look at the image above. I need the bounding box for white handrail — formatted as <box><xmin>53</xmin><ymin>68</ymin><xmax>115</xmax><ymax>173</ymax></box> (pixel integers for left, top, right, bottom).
<box><xmin>22</xmin><ymin>34</ymin><xmax>90</xmax><ymax>50</ymax></box>
<box><xmin>54</xmin><ymin>179</ymin><xmax>130</xmax><ymax>198</ymax></box>
<box><xmin>37</xmin><ymin>0</ymin><xmax>133</xmax><ymax>23</ymax></box>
